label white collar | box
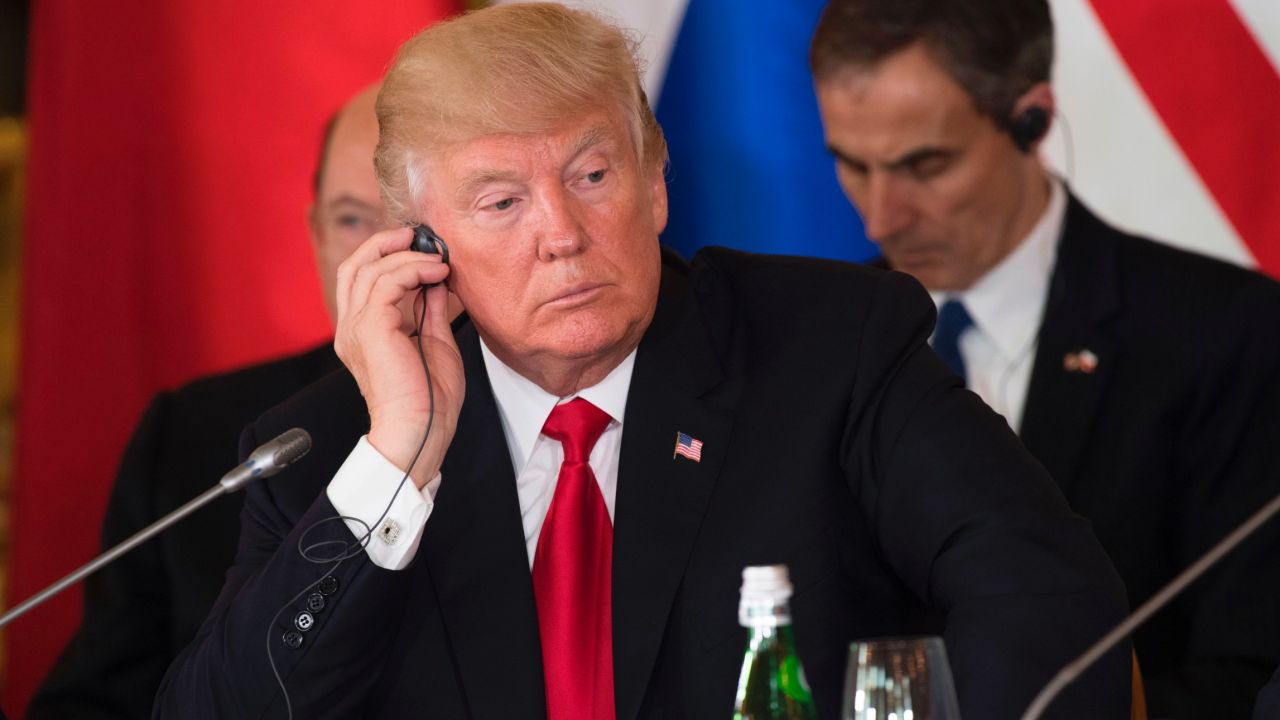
[479,339,636,476]
[930,177,1066,360]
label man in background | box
[810,1,1280,717]
[28,84,387,719]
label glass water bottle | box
[732,565,818,720]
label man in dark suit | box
[156,5,1131,718]
[810,2,1280,717]
[26,85,384,719]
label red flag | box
[9,1,459,713]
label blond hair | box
[374,3,668,224]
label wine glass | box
[842,636,961,720]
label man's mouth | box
[545,282,606,307]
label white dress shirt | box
[326,340,635,570]
[928,178,1066,433]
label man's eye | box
[838,158,868,178]
[493,198,516,210]
[585,169,607,183]
[337,214,370,229]
[908,155,951,180]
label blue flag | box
[654,0,875,262]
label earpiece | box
[410,224,449,264]
[1009,106,1050,153]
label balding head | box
[309,83,386,324]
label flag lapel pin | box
[673,432,704,462]
[1063,349,1099,374]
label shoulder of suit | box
[129,343,343,445]
[1113,229,1277,298]
[687,245,896,298]
[164,342,339,409]
[684,246,933,351]
[1126,236,1280,330]
[253,361,363,428]
[1065,194,1280,315]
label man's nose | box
[536,187,588,261]
[860,173,914,242]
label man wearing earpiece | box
[810,2,1280,717]
[156,5,1134,719]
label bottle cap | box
[740,565,793,603]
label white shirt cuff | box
[325,436,441,570]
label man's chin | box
[541,327,631,362]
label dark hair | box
[809,0,1053,122]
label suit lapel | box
[416,262,737,720]
[612,266,737,720]
[1020,194,1121,493]
[421,323,547,719]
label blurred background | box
[0,0,31,700]
[0,0,1275,715]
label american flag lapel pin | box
[673,432,704,462]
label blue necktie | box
[933,299,973,385]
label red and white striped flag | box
[1045,0,1280,277]
[674,432,704,462]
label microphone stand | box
[0,427,311,629]
[1022,490,1280,720]
[1,483,236,628]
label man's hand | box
[334,227,464,489]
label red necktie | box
[532,398,616,720]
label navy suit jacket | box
[157,248,1130,719]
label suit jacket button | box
[318,575,339,595]
[306,592,326,613]
[282,631,304,649]
[295,612,316,632]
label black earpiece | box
[1009,106,1050,153]
[410,224,449,264]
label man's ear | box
[1008,82,1056,153]
[648,162,669,235]
[1014,82,1055,118]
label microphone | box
[0,428,312,629]
[220,427,313,491]
[1021,490,1280,719]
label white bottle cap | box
[740,564,793,604]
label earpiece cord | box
[1055,108,1076,184]
[267,284,435,719]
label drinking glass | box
[842,636,961,720]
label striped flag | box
[1044,0,1278,277]
[674,432,704,462]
